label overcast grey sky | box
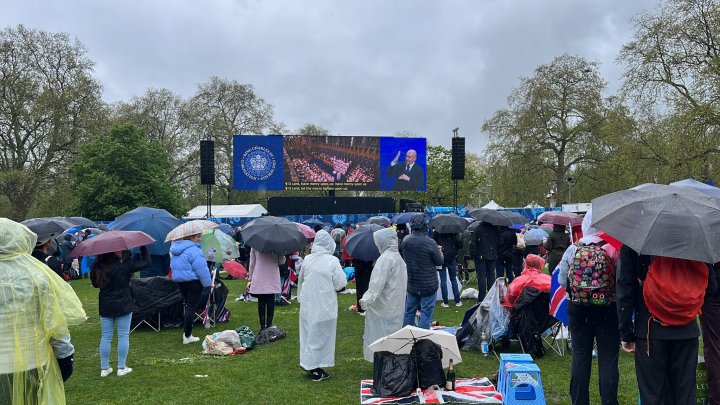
[2,0,659,155]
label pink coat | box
[248,248,285,294]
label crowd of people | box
[3,207,719,403]
[284,136,377,184]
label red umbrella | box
[537,211,582,227]
[222,260,248,279]
[69,230,155,257]
[294,222,316,239]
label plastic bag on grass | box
[372,351,417,397]
[235,325,256,350]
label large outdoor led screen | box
[233,135,427,192]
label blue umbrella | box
[525,228,548,241]
[344,224,384,261]
[302,218,325,227]
[110,207,182,255]
[392,212,423,224]
[216,223,235,236]
[669,178,720,199]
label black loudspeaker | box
[452,137,465,180]
[200,140,215,185]
[399,198,424,213]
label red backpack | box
[643,256,708,326]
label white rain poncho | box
[359,228,408,362]
[297,230,347,370]
[0,218,86,404]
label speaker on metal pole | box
[200,140,215,185]
[451,137,465,180]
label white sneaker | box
[100,367,113,378]
[440,303,450,308]
[183,334,200,344]
[455,301,463,307]
[117,367,133,376]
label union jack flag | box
[360,378,502,404]
[549,268,569,326]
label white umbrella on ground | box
[368,325,462,368]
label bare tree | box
[0,25,105,220]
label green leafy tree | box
[483,54,626,204]
[619,0,720,183]
[0,25,107,220]
[69,124,182,220]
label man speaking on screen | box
[386,149,424,191]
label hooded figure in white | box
[359,227,408,362]
[297,230,347,371]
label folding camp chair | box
[194,270,217,329]
[542,322,569,357]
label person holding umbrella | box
[432,229,463,307]
[91,244,151,377]
[248,248,286,331]
[557,210,620,405]
[359,227,407,362]
[169,233,212,344]
[543,224,569,273]
[297,230,347,381]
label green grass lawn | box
[64,278,640,404]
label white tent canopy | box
[482,200,503,209]
[184,204,267,219]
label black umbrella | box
[65,216,97,228]
[468,208,513,227]
[367,216,391,227]
[591,184,720,263]
[501,211,528,226]
[429,213,468,234]
[392,212,424,224]
[21,217,75,238]
[344,224,384,261]
[242,216,307,255]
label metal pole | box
[452,127,459,213]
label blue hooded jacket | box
[169,240,211,287]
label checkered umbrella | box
[164,220,218,242]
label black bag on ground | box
[256,326,286,344]
[372,351,417,397]
[411,339,446,389]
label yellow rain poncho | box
[0,218,86,404]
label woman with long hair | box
[169,233,212,344]
[90,246,150,377]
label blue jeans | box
[100,313,132,369]
[438,259,461,304]
[474,258,496,302]
[495,256,514,283]
[403,292,436,329]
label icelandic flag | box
[550,267,569,326]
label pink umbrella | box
[294,222,316,239]
[222,260,248,279]
[537,211,582,227]
[69,230,155,257]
